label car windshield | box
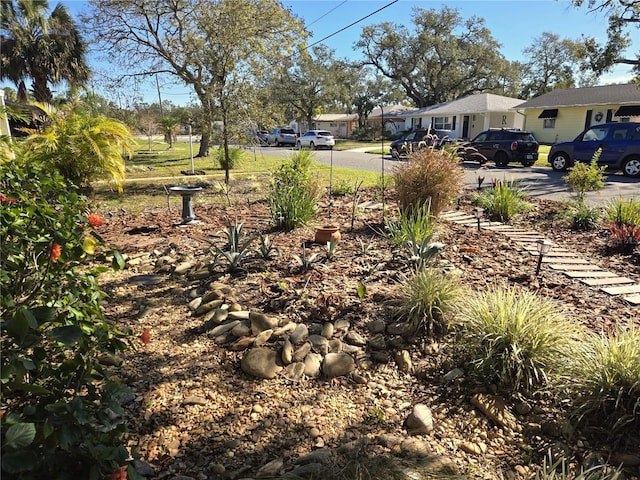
[513,133,536,142]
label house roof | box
[314,113,357,122]
[516,84,640,109]
[367,104,415,119]
[399,93,525,117]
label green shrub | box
[331,178,355,196]
[397,268,463,335]
[563,154,606,206]
[214,145,245,170]
[560,328,640,439]
[384,201,435,247]
[0,162,132,478]
[394,147,464,216]
[534,451,623,479]
[267,150,321,230]
[473,178,534,222]
[563,201,602,231]
[457,285,582,391]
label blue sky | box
[2,0,636,106]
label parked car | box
[268,127,297,147]
[296,130,335,150]
[254,130,269,145]
[389,129,455,158]
[460,128,539,167]
[548,122,640,177]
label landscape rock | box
[240,348,282,379]
[405,404,434,435]
[322,352,355,378]
[303,353,322,378]
[471,394,520,432]
[250,311,278,334]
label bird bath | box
[169,186,203,225]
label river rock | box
[293,342,312,362]
[283,362,305,382]
[471,394,520,432]
[405,404,433,435]
[281,338,294,364]
[394,350,412,372]
[345,331,366,346]
[256,458,283,477]
[290,323,309,345]
[250,312,278,334]
[240,348,282,379]
[304,353,322,378]
[321,322,334,338]
[322,352,355,378]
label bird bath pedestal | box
[169,186,203,225]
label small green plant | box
[397,267,463,335]
[291,246,327,272]
[564,201,602,231]
[457,285,583,391]
[394,146,464,215]
[359,237,375,255]
[559,327,640,440]
[325,237,339,260]
[473,178,533,222]
[257,233,279,259]
[383,201,435,247]
[267,150,321,230]
[563,152,606,207]
[211,218,255,272]
[401,236,445,269]
[363,407,386,425]
[214,145,245,170]
[534,450,623,479]
[332,178,355,196]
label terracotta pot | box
[315,225,341,243]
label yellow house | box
[312,113,358,138]
[516,84,640,144]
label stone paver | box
[580,277,636,286]
[439,210,640,305]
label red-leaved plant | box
[608,221,640,247]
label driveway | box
[253,146,639,206]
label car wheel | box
[310,141,316,150]
[622,156,640,177]
[495,151,508,167]
[296,141,301,149]
[550,152,571,171]
[391,148,400,160]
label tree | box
[0,0,90,103]
[572,0,638,77]
[87,0,307,183]
[520,32,598,98]
[273,45,356,131]
[355,6,520,107]
[159,116,180,149]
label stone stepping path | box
[440,210,640,306]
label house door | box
[462,116,470,139]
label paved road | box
[252,145,639,206]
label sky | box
[2,0,637,106]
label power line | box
[301,0,399,53]
[305,0,349,28]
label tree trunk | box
[196,133,210,157]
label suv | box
[548,122,640,177]
[389,129,454,158]
[463,129,539,167]
[268,127,297,147]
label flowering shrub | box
[1,162,135,479]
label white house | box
[399,93,526,140]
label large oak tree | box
[86,0,307,181]
[355,6,520,107]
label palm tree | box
[159,116,180,149]
[0,0,89,103]
[19,102,134,192]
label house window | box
[543,118,556,129]
[433,117,452,129]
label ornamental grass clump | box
[457,285,582,392]
[473,178,534,222]
[267,150,321,230]
[559,327,640,440]
[397,268,463,335]
[394,147,464,216]
[384,201,435,247]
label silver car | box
[296,130,335,150]
[268,127,297,147]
